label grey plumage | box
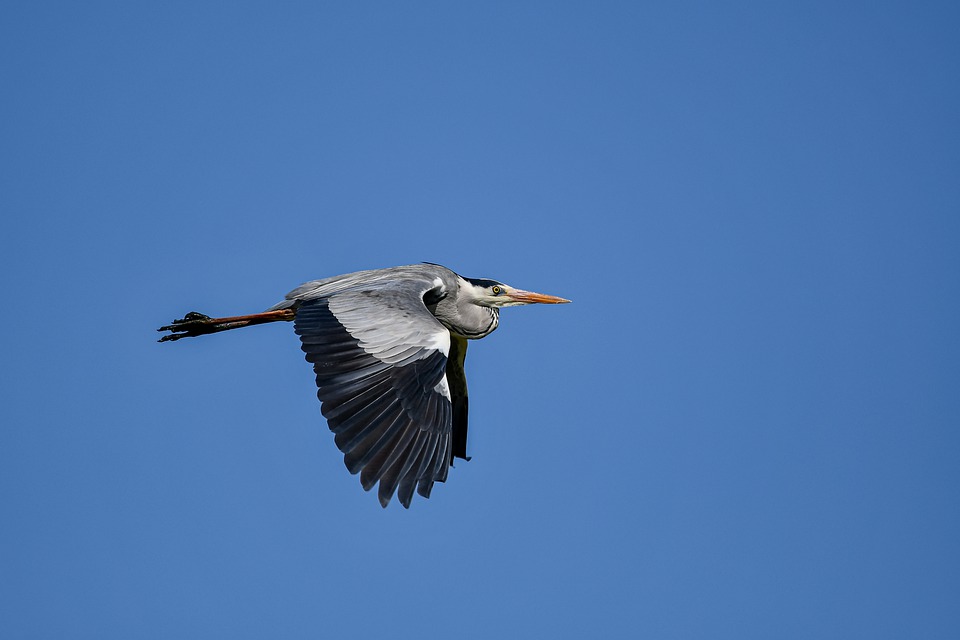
[158,263,569,508]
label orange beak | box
[507,289,571,304]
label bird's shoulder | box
[278,264,459,306]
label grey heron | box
[158,263,569,508]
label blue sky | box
[2,2,958,638]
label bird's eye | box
[491,286,502,295]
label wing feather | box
[342,407,406,475]
[332,391,398,445]
[360,420,413,491]
[376,428,424,507]
[448,336,471,461]
[397,433,436,507]
[293,283,458,508]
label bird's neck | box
[437,281,500,339]
[451,304,499,339]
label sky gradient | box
[2,2,959,638]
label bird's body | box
[270,263,500,339]
[159,264,569,507]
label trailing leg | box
[157,309,295,342]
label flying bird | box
[158,263,569,507]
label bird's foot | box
[157,312,215,342]
[157,308,294,342]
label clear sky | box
[1,2,958,638]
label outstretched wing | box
[293,283,456,508]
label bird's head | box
[461,276,571,308]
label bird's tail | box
[157,309,295,342]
